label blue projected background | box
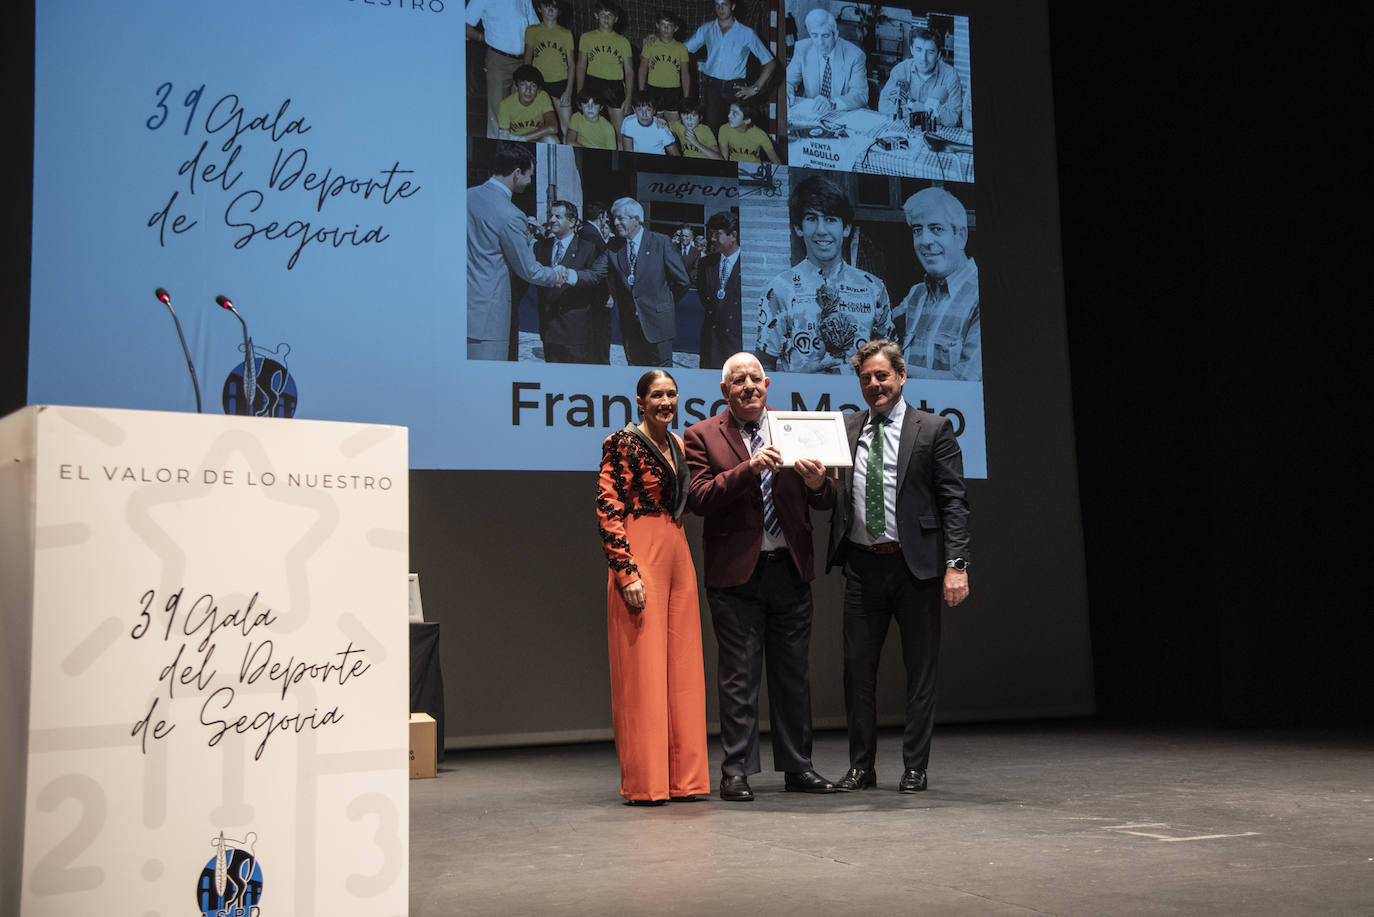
[28,0,987,476]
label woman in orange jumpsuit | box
[596,370,710,804]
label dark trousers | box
[620,313,673,367]
[842,549,942,771]
[541,305,598,363]
[706,552,816,776]
[591,303,612,364]
[701,75,750,132]
[699,315,741,370]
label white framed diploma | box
[765,411,853,467]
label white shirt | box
[464,0,537,55]
[848,397,905,545]
[716,248,740,290]
[621,117,677,156]
[546,230,580,285]
[624,226,645,259]
[685,20,773,80]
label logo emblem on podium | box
[196,830,264,916]
[222,342,298,418]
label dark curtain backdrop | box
[5,3,1370,726]
[1049,5,1372,724]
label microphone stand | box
[155,289,202,413]
[216,296,256,415]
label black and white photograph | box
[466,138,745,366]
[737,165,979,378]
[783,3,973,181]
[464,0,787,164]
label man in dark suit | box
[605,197,690,366]
[584,201,615,363]
[533,199,609,363]
[677,224,702,280]
[696,210,742,370]
[684,352,838,800]
[826,339,970,793]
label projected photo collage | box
[463,0,978,381]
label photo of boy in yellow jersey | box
[637,10,689,121]
[576,0,633,135]
[567,91,618,150]
[669,99,722,160]
[498,65,560,143]
[523,0,574,136]
[720,102,780,164]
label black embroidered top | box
[596,425,689,587]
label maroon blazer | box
[683,409,837,589]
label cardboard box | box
[409,713,437,779]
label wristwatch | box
[945,558,968,572]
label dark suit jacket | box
[681,242,702,279]
[696,252,743,369]
[534,229,608,360]
[606,230,690,344]
[685,409,837,589]
[827,400,970,581]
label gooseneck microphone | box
[153,287,202,413]
[215,294,257,415]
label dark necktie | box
[744,421,781,536]
[865,414,887,540]
[628,239,639,277]
[553,238,566,265]
[821,56,833,100]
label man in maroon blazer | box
[683,352,839,800]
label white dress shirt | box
[848,397,905,545]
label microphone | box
[153,287,202,413]
[215,294,257,415]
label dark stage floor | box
[410,722,1374,915]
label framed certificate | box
[765,411,853,467]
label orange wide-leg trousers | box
[607,514,711,801]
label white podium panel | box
[0,406,409,917]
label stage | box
[410,721,1373,914]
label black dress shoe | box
[719,775,754,801]
[835,767,877,791]
[625,798,668,806]
[898,769,928,793]
[784,769,837,793]
[670,794,699,802]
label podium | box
[0,406,409,916]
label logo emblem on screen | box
[196,830,264,916]
[223,342,298,418]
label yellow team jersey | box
[643,38,688,88]
[524,24,573,82]
[498,91,554,137]
[670,121,718,158]
[569,112,617,149]
[720,124,776,162]
[580,30,631,81]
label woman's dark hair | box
[636,369,677,400]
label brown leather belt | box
[853,541,902,555]
[488,47,522,59]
